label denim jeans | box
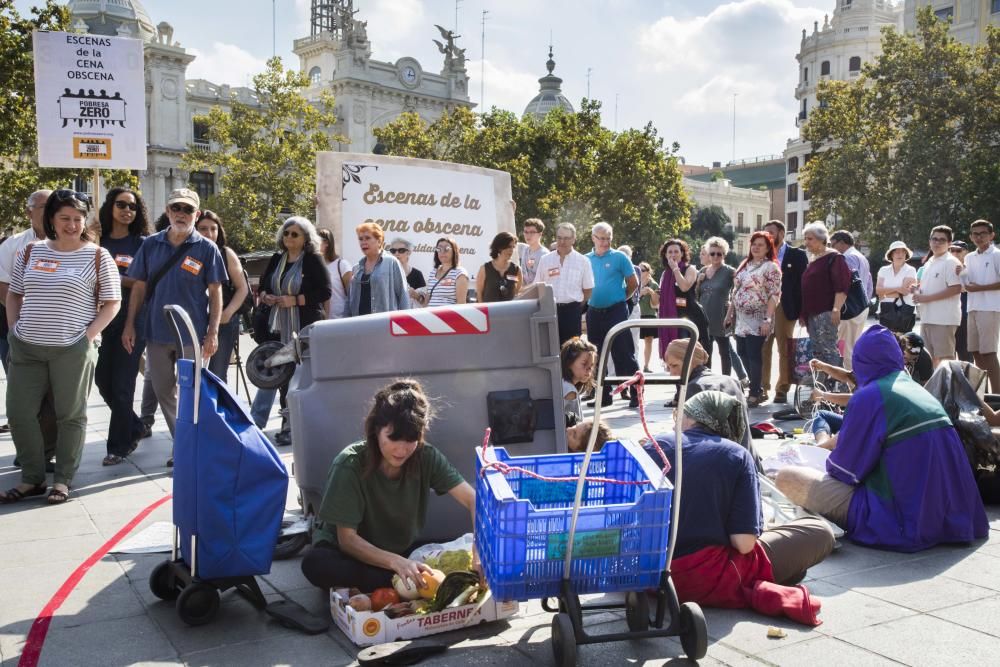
[810,409,844,436]
[736,334,765,397]
[208,317,240,382]
[586,301,639,400]
[94,323,146,456]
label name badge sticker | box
[548,267,561,277]
[32,260,60,273]
[181,256,203,275]
[506,274,519,281]
[115,254,133,269]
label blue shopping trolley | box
[148,306,289,626]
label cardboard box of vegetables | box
[330,548,518,646]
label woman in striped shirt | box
[416,237,469,307]
[2,190,121,504]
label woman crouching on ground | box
[302,379,479,592]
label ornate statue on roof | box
[433,24,464,72]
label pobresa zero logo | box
[72,137,111,160]
[390,305,490,336]
[58,88,127,129]
[362,618,381,637]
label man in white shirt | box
[517,218,549,284]
[0,189,55,459]
[830,230,873,370]
[913,225,963,366]
[960,219,1000,391]
[533,222,594,345]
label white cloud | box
[468,59,539,114]
[187,42,269,87]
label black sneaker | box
[140,423,153,439]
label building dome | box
[67,0,157,42]
[522,48,574,121]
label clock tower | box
[293,0,473,152]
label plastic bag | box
[409,533,474,564]
[924,361,1000,471]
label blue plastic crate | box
[475,439,672,602]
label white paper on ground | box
[108,521,174,554]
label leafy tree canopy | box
[181,57,342,251]
[373,100,692,263]
[0,1,138,231]
[802,8,1000,248]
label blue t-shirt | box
[646,428,762,558]
[102,234,146,331]
[586,248,635,308]
[127,229,226,344]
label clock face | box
[403,66,416,83]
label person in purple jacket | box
[775,325,988,552]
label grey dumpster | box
[287,283,566,542]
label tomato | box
[370,587,401,612]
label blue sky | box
[20,0,838,165]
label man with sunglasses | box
[122,188,225,463]
[913,225,963,367]
[0,190,57,462]
[959,219,1000,391]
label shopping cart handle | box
[162,305,204,424]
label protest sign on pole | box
[316,152,515,280]
[33,30,147,170]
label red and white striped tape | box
[390,305,490,336]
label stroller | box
[148,306,289,626]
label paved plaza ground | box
[2,332,1000,666]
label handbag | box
[222,268,254,317]
[827,255,868,320]
[786,326,814,386]
[878,297,916,333]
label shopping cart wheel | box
[273,532,309,560]
[679,602,708,660]
[625,591,650,632]
[176,582,220,626]
[149,561,180,601]
[550,612,577,667]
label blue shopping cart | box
[148,306,289,626]
[476,318,709,664]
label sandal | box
[102,454,126,466]
[0,484,47,504]
[46,487,70,504]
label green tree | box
[801,8,1000,248]
[0,1,138,229]
[180,57,341,251]
[373,100,692,258]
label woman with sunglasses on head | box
[696,237,745,383]
[256,217,331,444]
[93,188,152,466]
[345,222,410,316]
[414,237,468,307]
[317,228,353,320]
[196,211,250,380]
[2,190,121,504]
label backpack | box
[827,254,868,320]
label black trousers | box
[585,301,639,399]
[94,323,146,456]
[556,301,583,346]
[301,542,396,592]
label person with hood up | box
[775,325,988,552]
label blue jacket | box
[827,326,988,552]
[344,252,410,317]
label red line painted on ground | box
[18,493,173,667]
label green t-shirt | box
[312,441,465,554]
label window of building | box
[841,0,852,8]
[820,60,831,76]
[849,56,861,72]
[189,171,215,200]
[788,157,799,174]
[804,187,811,201]
[799,99,807,121]
[308,66,322,86]
[193,119,210,147]
[787,211,798,230]
[803,67,809,83]
[737,212,744,228]
[993,0,1000,14]
[934,6,954,22]
[787,183,798,202]
[756,214,763,230]
[72,175,92,197]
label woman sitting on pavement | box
[2,190,121,504]
[646,390,834,625]
[561,337,596,423]
[566,418,613,453]
[301,379,478,592]
[776,326,988,552]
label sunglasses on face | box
[930,237,949,243]
[52,189,91,207]
[283,229,301,238]
[641,268,650,273]
[170,203,195,214]
[388,248,409,255]
[436,246,451,253]
[709,251,724,257]
[114,200,138,211]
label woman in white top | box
[876,241,918,332]
[318,228,353,319]
[416,237,469,307]
[2,190,121,504]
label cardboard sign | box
[317,153,515,280]
[33,31,147,169]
